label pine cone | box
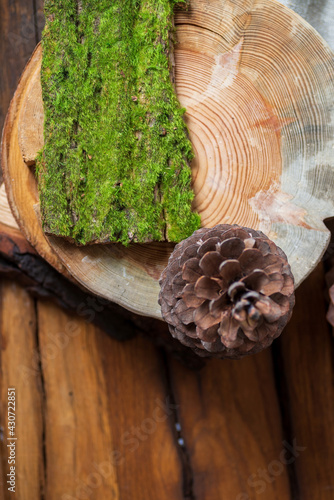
[159,224,295,359]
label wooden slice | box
[2,0,334,319]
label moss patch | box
[37,0,201,245]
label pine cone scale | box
[281,275,295,296]
[172,272,187,298]
[182,258,202,282]
[239,248,265,274]
[174,300,195,325]
[180,244,200,265]
[220,237,245,259]
[194,301,222,329]
[218,314,241,347]
[199,251,225,277]
[241,269,270,291]
[261,272,284,295]
[182,283,205,308]
[197,237,222,257]
[256,296,282,323]
[209,294,229,318]
[194,276,222,300]
[219,259,242,284]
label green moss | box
[37,0,201,245]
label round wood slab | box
[2,0,334,319]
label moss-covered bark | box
[37,0,200,245]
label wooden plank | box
[0,279,45,499]
[37,299,184,499]
[37,300,119,499]
[0,455,5,500]
[99,333,185,500]
[169,350,292,500]
[277,264,334,500]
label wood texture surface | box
[277,265,334,500]
[169,350,292,499]
[3,0,334,320]
[1,1,334,499]
[1,265,333,499]
[280,0,334,49]
[0,0,44,186]
[0,281,45,499]
[37,301,121,499]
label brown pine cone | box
[158,224,295,359]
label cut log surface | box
[2,0,334,319]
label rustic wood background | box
[0,1,334,499]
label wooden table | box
[0,1,333,499]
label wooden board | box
[1,266,334,499]
[3,0,334,319]
[36,301,185,500]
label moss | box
[37,0,201,245]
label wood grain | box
[37,299,184,500]
[17,61,43,167]
[0,280,45,499]
[279,0,334,49]
[276,264,334,499]
[169,350,292,500]
[98,333,185,500]
[37,300,120,499]
[3,0,334,319]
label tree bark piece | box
[37,0,199,245]
[3,0,334,319]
